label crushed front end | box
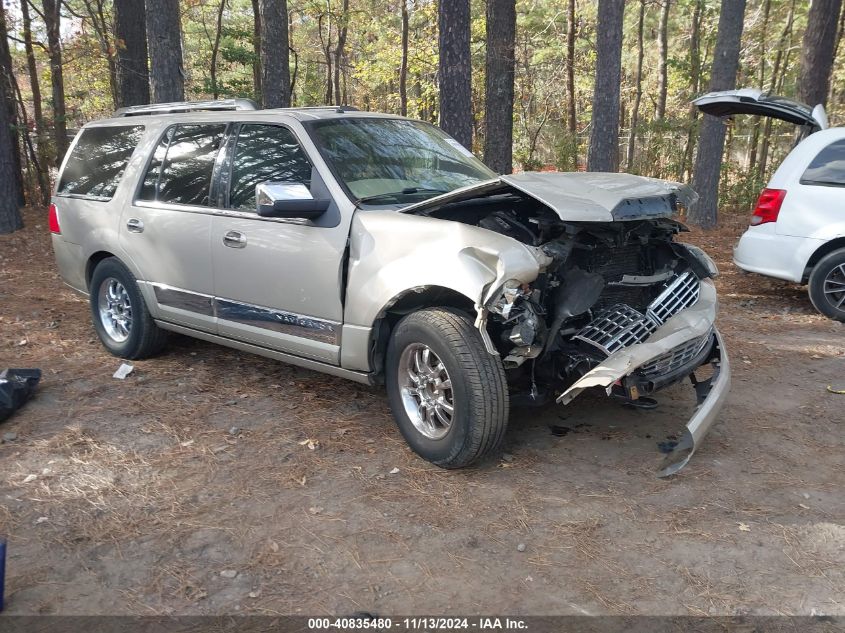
[405,173,731,475]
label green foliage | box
[5,0,845,213]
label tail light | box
[750,188,786,226]
[48,203,61,234]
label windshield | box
[307,118,496,205]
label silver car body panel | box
[342,210,547,360]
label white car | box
[695,89,845,322]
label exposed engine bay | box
[410,187,720,408]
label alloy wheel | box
[823,263,845,312]
[398,343,455,440]
[97,277,133,343]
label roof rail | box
[281,105,360,113]
[114,99,259,117]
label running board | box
[155,320,375,386]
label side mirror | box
[256,182,331,219]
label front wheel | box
[385,308,509,468]
[808,248,845,322]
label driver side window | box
[228,124,312,211]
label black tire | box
[808,248,845,322]
[89,257,168,359]
[385,308,509,468]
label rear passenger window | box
[228,124,312,211]
[58,125,144,200]
[801,139,845,187]
[138,124,226,206]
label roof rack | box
[114,99,259,117]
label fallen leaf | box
[298,439,319,450]
[22,474,37,484]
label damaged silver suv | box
[50,100,730,476]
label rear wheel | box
[90,258,168,358]
[385,308,509,468]
[808,249,845,322]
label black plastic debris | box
[0,369,42,423]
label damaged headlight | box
[487,279,525,319]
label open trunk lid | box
[399,172,697,223]
[694,88,829,131]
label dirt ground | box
[0,207,843,616]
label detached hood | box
[400,171,698,222]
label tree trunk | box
[210,0,227,100]
[747,0,771,174]
[261,0,290,108]
[319,12,333,105]
[260,0,291,108]
[0,59,22,233]
[565,0,576,135]
[829,2,845,106]
[146,0,185,103]
[251,0,262,101]
[114,0,151,108]
[333,0,349,106]
[399,0,409,116]
[759,0,794,180]
[483,0,516,174]
[797,0,843,108]
[587,0,624,172]
[21,0,50,202]
[679,0,703,180]
[688,0,746,228]
[626,0,645,170]
[0,4,24,205]
[655,0,671,120]
[41,0,69,164]
[438,0,472,149]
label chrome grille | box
[647,271,700,326]
[638,331,713,379]
[573,304,658,355]
[574,272,702,356]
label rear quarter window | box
[800,138,845,188]
[58,125,145,200]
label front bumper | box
[556,280,730,476]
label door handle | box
[223,230,247,248]
[126,218,144,233]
